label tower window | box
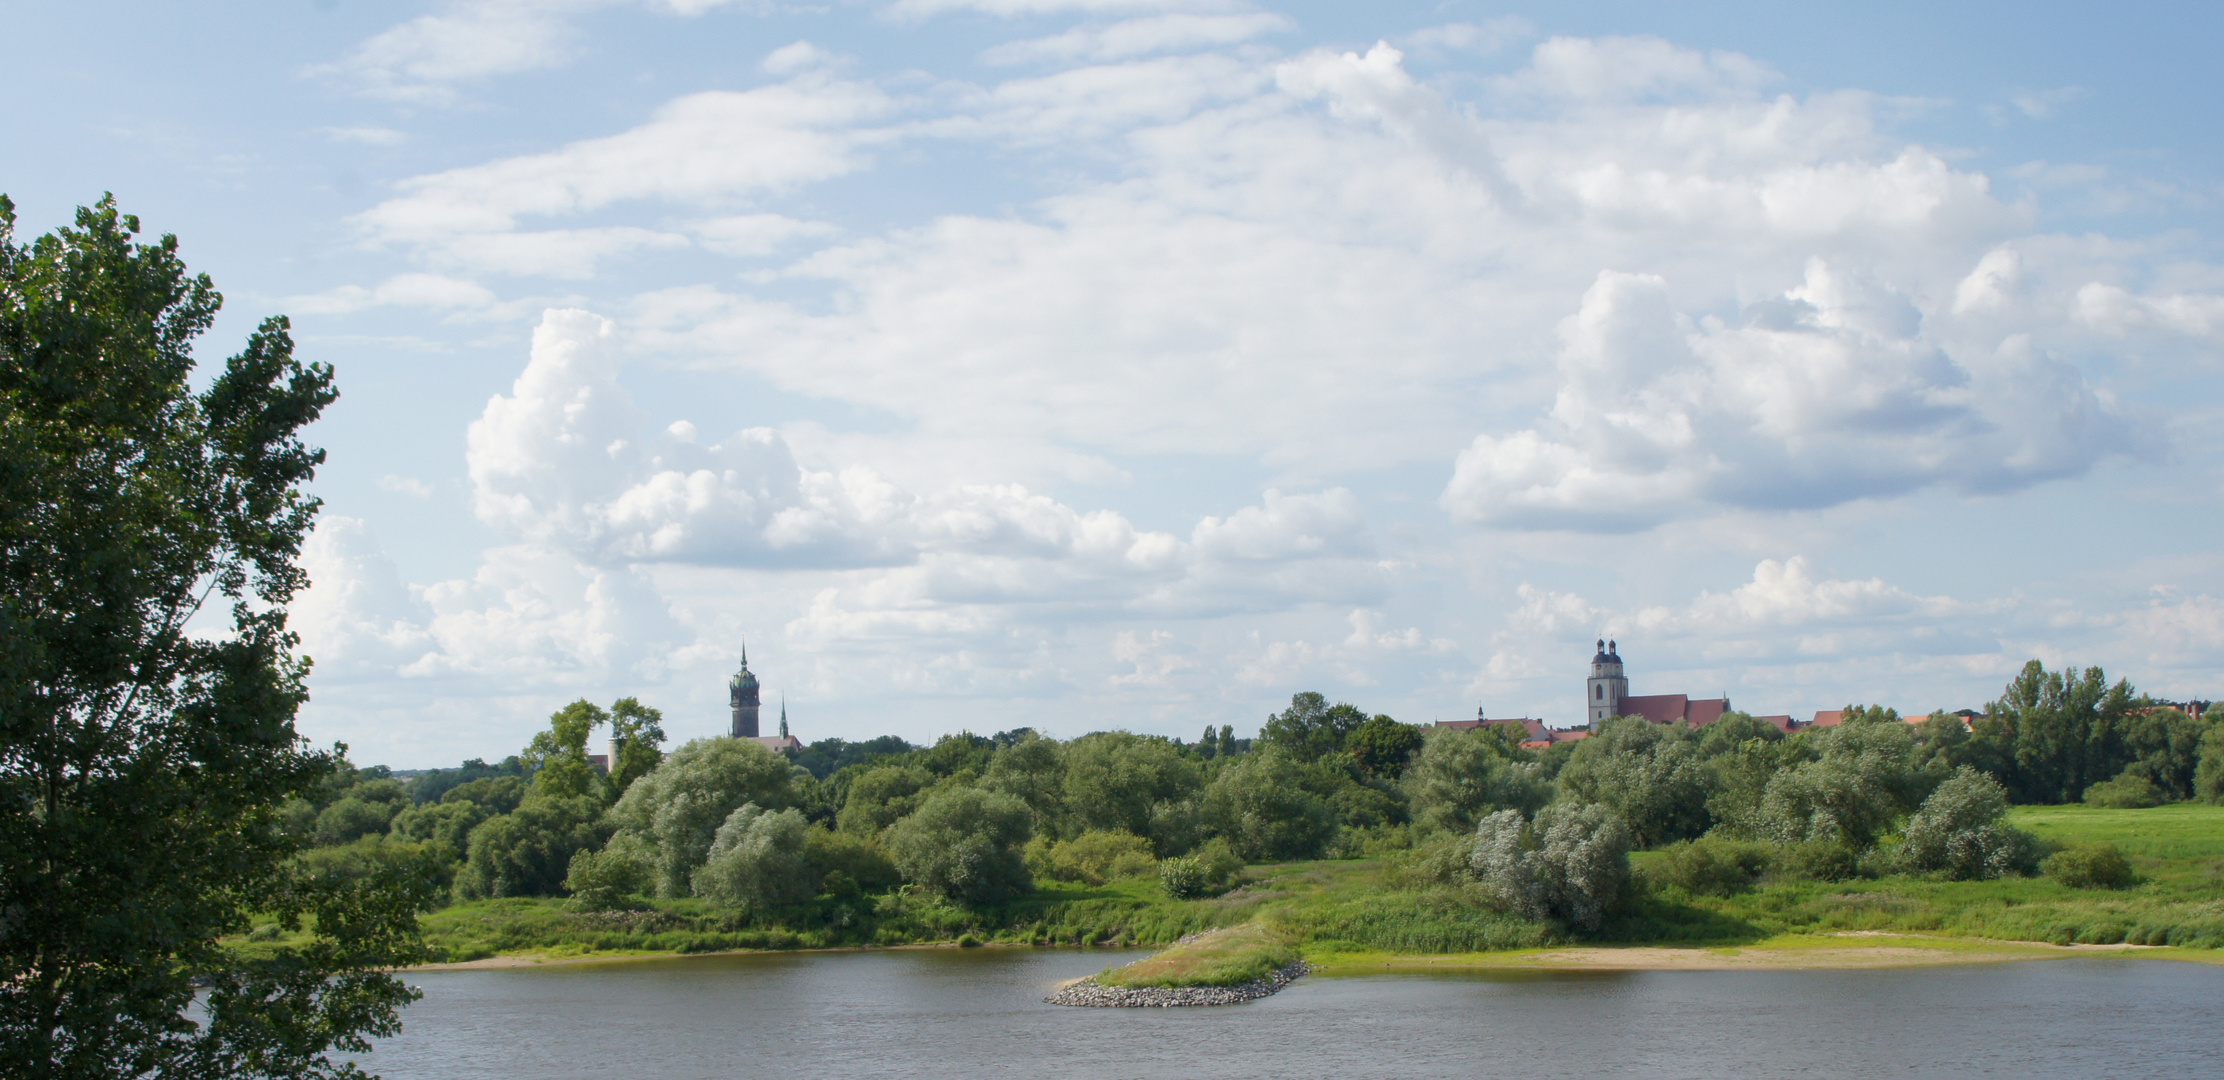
[1594,685,1602,700]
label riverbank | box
[249,804,2224,978]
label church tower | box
[730,647,761,739]
[1586,639,1627,726]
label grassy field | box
[237,803,2224,978]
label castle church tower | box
[730,648,761,739]
[1586,639,1627,725]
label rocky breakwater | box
[1044,960,1309,1008]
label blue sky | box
[9,1,2220,766]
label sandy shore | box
[1307,933,2202,974]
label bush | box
[691,804,815,914]
[883,786,1033,905]
[1469,803,1632,931]
[389,799,492,862]
[2082,768,2166,809]
[1554,718,1712,847]
[1643,836,1774,896]
[1158,857,1206,899]
[1753,722,1926,849]
[803,827,901,894]
[1779,839,1861,882]
[1899,766,2041,880]
[1027,830,1157,885]
[563,848,649,912]
[2043,843,2136,889]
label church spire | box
[779,695,789,739]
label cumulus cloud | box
[286,273,499,315]
[1442,263,2148,530]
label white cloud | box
[286,272,500,315]
[354,78,891,254]
[981,13,1290,64]
[378,475,437,498]
[1441,263,2148,531]
[2075,282,2224,340]
[886,0,1242,20]
[319,126,408,146]
[318,0,770,103]
[1494,35,1776,102]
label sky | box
[7,0,2221,767]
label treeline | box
[292,661,2224,937]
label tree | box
[604,697,667,799]
[835,764,933,836]
[1554,718,1711,846]
[690,804,815,914]
[1898,767,2039,880]
[883,787,1034,905]
[1468,804,1633,931]
[1402,726,1548,833]
[603,737,805,897]
[1198,749,1338,861]
[1259,692,1369,762]
[1346,715,1425,778]
[0,196,428,1078]
[1987,660,2140,803]
[1752,722,1927,848]
[1059,731,1202,846]
[453,795,606,899]
[523,699,608,802]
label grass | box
[1092,922,1298,988]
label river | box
[358,949,2224,1079]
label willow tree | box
[0,196,430,1079]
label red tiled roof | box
[1755,714,1795,732]
[1810,710,1844,727]
[1622,694,1732,727]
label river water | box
[359,949,2224,1079]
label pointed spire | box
[740,638,748,668]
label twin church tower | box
[729,647,801,752]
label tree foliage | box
[0,196,439,1079]
[604,737,805,897]
[882,786,1033,905]
[1468,804,1633,931]
[690,804,815,914]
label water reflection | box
[360,949,2224,1079]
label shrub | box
[1159,857,1206,899]
[2043,843,2136,889]
[1754,722,1926,848]
[2082,768,2166,809]
[1028,830,1157,885]
[803,827,901,894]
[443,775,527,814]
[1899,766,2041,880]
[1469,803,1632,931]
[389,799,492,862]
[563,848,649,912]
[1779,840,1861,882]
[1643,836,1774,896]
[883,786,1033,905]
[691,804,816,914]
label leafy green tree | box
[1060,731,1202,846]
[2196,722,2224,804]
[691,804,815,914]
[441,775,527,814]
[604,737,805,897]
[313,794,404,847]
[883,787,1034,905]
[0,196,428,1079]
[1898,767,2040,879]
[524,699,609,801]
[1468,804,1633,931]
[454,795,607,899]
[1554,718,1711,846]
[835,763,934,836]
[1987,660,2140,803]
[801,828,901,893]
[982,732,1067,832]
[914,731,995,778]
[1753,722,1928,848]
[604,697,667,799]
[562,848,650,912]
[389,799,493,863]
[2112,706,2210,800]
[1259,692,1369,762]
[1347,715,1426,778]
[1402,726,1548,833]
[1198,749,1338,861]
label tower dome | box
[729,647,762,738]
